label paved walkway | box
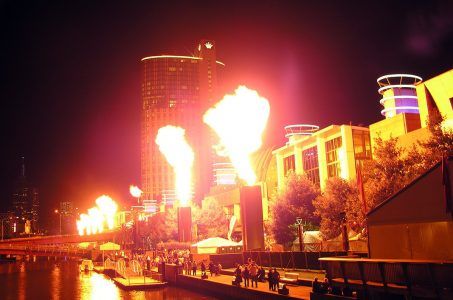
[182,271,312,299]
[221,267,325,282]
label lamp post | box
[1,218,6,241]
[54,209,62,235]
[340,212,349,253]
[296,217,304,252]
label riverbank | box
[0,260,218,299]
[175,271,311,299]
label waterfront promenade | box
[178,271,312,299]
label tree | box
[361,126,450,211]
[421,109,453,161]
[362,136,412,209]
[142,207,178,247]
[269,171,320,246]
[192,198,228,240]
[313,177,359,240]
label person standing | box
[209,261,214,277]
[249,263,258,288]
[258,266,266,282]
[268,268,274,291]
[146,256,151,271]
[234,264,242,286]
[201,261,206,278]
[192,260,197,276]
[273,268,280,291]
[242,264,250,287]
[186,259,191,275]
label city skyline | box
[1,1,453,226]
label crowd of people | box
[312,277,353,297]
[180,258,223,279]
[122,250,294,295]
[232,258,272,290]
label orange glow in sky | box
[155,125,194,207]
[203,85,270,186]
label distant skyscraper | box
[60,201,75,234]
[141,40,225,204]
[11,157,39,234]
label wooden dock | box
[93,265,167,290]
[112,276,167,290]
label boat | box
[79,259,94,272]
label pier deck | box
[179,271,312,299]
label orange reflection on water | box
[51,264,61,300]
[18,262,26,300]
[80,272,119,300]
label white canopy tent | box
[100,242,120,251]
[292,231,323,252]
[100,242,121,267]
[191,237,242,254]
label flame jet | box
[129,185,143,198]
[77,213,90,235]
[95,195,118,230]
[203,86,270,186]
[76,195,118,236]
[155,125,194,207]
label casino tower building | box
[141,40,225,206]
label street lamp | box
[339,212,349,252]
[1,217,8,241]
[296,217,304,252]
[54,209,62,235]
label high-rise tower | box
[141,40,225,205]
[11,157,39,234]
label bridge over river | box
[0,231,117,258]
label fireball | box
[203,86,270,185]
[155,125,194,207]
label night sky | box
[1,1,452,228]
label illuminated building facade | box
[371,70,453,150]
[59,201,76,234]
[141,40,225,205]
[416,69,453,130]
[274,70,453,192]
[273,124,371,191]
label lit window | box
[325,137,342,178]
[303,146,320,186]
[283,155,295,175]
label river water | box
[0,260,219,300]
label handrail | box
[319,257,453,298]
[319,257,452,264]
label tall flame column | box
[156,125,194,244]
[178,207,192,243]
[203,86,270,251]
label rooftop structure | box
[377,74,422,119]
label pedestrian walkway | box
[221,267,325,282]
[180,271,312,299]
